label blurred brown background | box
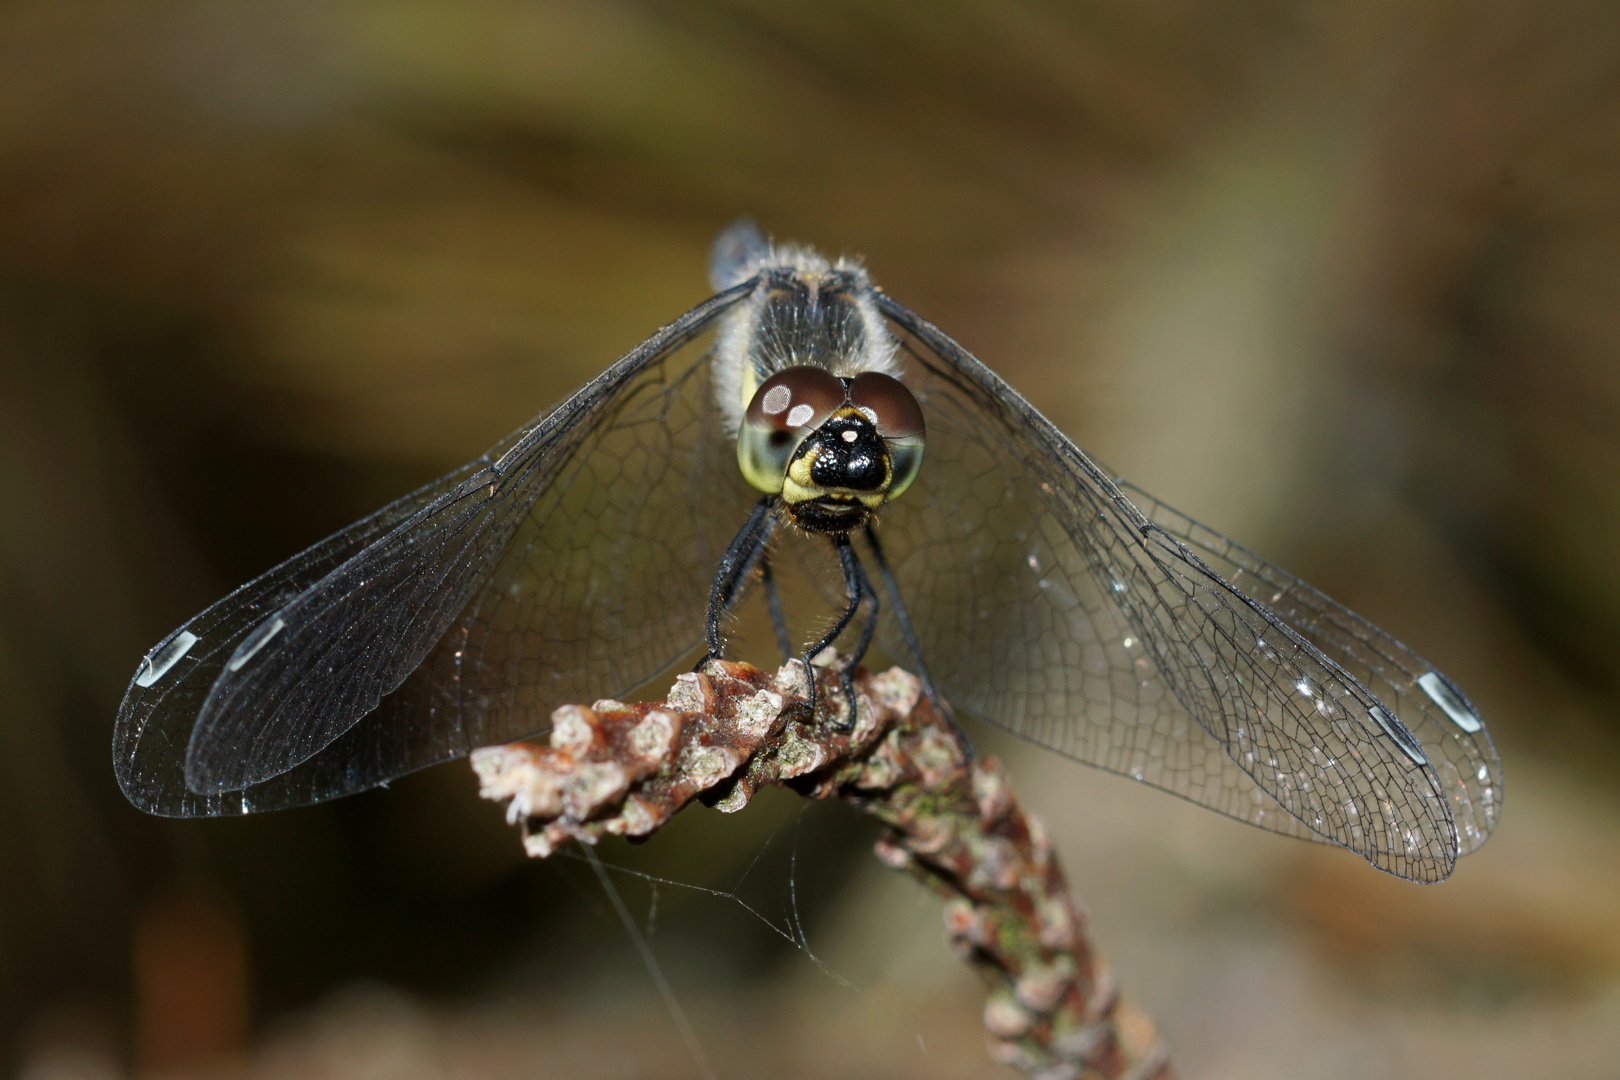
[3,2,1619,1078]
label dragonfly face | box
[736,365,926,532]
[113,219,1501,886]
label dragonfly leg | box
[698,496,777,668]
[833,551,881,727]
[862,524,965,743]
[801,534,865,723]
[759,552,794,663]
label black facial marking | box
[799,413,888,493]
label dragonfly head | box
[737,366,925,533]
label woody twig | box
[471,657,1171,1080]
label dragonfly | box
[114,220,1501,883]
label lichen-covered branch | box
[472,658,1172,1080]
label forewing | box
[117,287,750,816]
[876,294,1471,882]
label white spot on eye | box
[135,629,199,687]
[762,384,792,415]
[841,429,858,442]
[857,405,878,423]
[785,403,816,427]
[1418,671,1482,732]
[228,616,286,672]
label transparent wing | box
[115,287,754,816]
[1118,484,1501,855]
[876,294,1491,882]
[114,460,494,815]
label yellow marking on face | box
[783,450,824,504]
[780,441,893,511]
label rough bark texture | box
[472,658,1172,1080]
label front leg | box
[698,496,777,668]
[833,553,881,727]
[799,534,865,725]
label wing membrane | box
[114,458,496,815]
[875,294,1491,882]
[1120,484,1501,854]
[116,286,750,816]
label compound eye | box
[738,366,845,493]
[848,372,926,502]
[848,372,925,439]
[746,366,845,433]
